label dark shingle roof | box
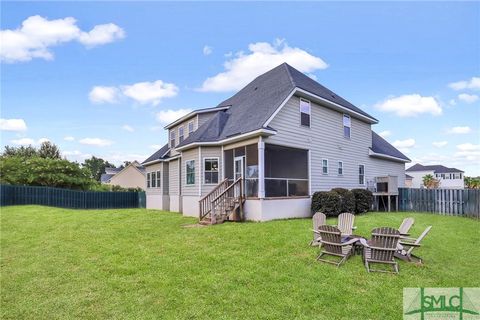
[406,163,464,173]
[405,174,413,179]
[178,63,376,148]
[142,143,170,164]
[100,173,114,183]
[371,131,410,161]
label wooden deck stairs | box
[199,178,245,225]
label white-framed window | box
[186,160,195,185]
[151,171,157,188]
[338,161,343,175]
[170,131,176,147]
[188,121,194,135]
[359,164,365,185]
[156,170,161,188]
[204,158,219,184]
[147,172,151,188]
[179,126,184,144]
[300,98,311,127]
[322,159,328,174]
[343,114,351,139]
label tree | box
[2,145,38,158]
[465,176,480,189]
[422,174,440,189]
[0,156,92,190]
[38,141,61,159]
[82,156,116,181]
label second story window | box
[188,121,194,135]
[343,114,351,139]
[179,126,184,144]
[170,131,176,147]
[300,98,311,127]
[322,159,328,174]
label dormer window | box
[343,114,351,139]
[179,126,184,143]
[188,121,194,135]
[300,98,311,127]
[170,131,176,147]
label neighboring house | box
[406,163,465,189]
[405,174,414,188]
[142,63,410,221]
[100,161,146,190]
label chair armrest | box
[359,238,369,247]
[400,233,410,236]
[341,238,358,246]
[312,229,321,234]
[399,241,421,247]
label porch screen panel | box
[245,144,258,197]
[265,144,308,197]
[224,149,234,180]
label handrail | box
[211,177,242,203]
[199,178,228,202]
[210,178,243,224]
[199,178,229,221]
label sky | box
[1,2,479,175]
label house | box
[405,163,465,189]
[100,161,146,190]
[405,174,414,188]
[142,63,410,221]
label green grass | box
[1,206,479,319]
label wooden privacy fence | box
[398,188,480,218]
[0,185,146,209]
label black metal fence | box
[0,185,146,209]
[399,188,480,219]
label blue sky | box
[1,2,479,175]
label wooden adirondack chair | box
[316,225,358,267]
[310,212,326,246]
[361,227,401,274]
[396,226,432,263]
[337,212,356,236]
[398,218,414,236]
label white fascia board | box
[163,106,230,129]
[368,149,411,163]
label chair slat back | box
[399,218,414,234]
[312,212,326,240]
[338,212,355,236]
[318,225,342,255]
[370,227,400,262]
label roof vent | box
[254,87,258,91]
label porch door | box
[234,156,245,196]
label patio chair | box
[395,226,432,263]
[310,212,326,246]
[316,225,358,267]
[360,227,401,274]
[337,212,356,236]
[398,217,414,236]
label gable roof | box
[142,143,170,165]
[370,131,410,162]
[406,163,464,173]
[177,63,377,148]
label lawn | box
[1,206,479,319]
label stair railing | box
[210,178,243,224]
[199,178,229,221]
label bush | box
[331,188,355,213]
[311,191,342,216]
[351,189,373,214]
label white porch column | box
[258,137,265,199]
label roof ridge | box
[282,63,296,88]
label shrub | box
[351,188,373,214]
[331,188,355,213]
[311,191,342,216]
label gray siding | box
[144,162,163,195]
[162,162,169,195]
[266,95,405,192]
[169,159,180,195]
[197,112,216,129]
[181,148,200,196]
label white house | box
[142,63,411,222]
[405,163,465,189]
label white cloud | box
[150,144,162,149]
[392,138,416,153]
[0,118,27,131]
[378,130,391,138]
[64,136,75,141]
[432,141,448,148]
[78,23,125,47]
[203,45,213,55]
[448,77,480,91]
[103,153,148,166]
[455,143,480,163]
[10,138,35,145]
[458,93,479,104]
[374,94,442,117]
[63,150,91,162]
[38,138,50,144]
[447,126,472,134]
[156,108,192,124]
[79,138,112,147]
[198,39,328,92]
[449,99,456,106]
[89,86,120,104]
[122,80,179,106]
[0,15,124,63]
[457,143,480,152]
[122,124,134,132]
